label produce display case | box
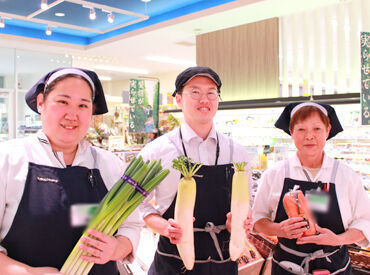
[348,245,370,272]
[237,239,265,275]
[248,233,278,259]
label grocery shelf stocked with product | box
[171,103,369,191]
[209,104,370,192]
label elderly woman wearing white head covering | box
[252,102,370,275]
[0,68,142,275]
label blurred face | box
[36,77,93,152]
[290,112,331,159]
[176,76,219,130]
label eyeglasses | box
[183,91,219,101]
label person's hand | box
[226,212,252,236]
[78,229,119,264]
[277,217,307,239]
[30,267,62,274]
[226,212,232,233]
[166,218,184,244]
[297,224,341,246]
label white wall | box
[102,70,182,105]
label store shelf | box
[212,105,370,189]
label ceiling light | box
[98,75,112,81]
[41,0,48,10]
[0,19,4,28]
[94,65,148,75]
[55,12,65,17]
[89,8,96,20]
[146,56,196,66]
[141,0,151,2]
[107,12,114,23]
[45,26,52,36]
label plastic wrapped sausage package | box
[283,185,317,236]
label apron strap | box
[285,160,290,178]
[193,222,226,261]
[156,222,230,264]
[228,138,234,163]
[167,129,185,156]
[287,159,339,185]
[156,249,231,264]
[330,160,339,184]
[278,242,345,274]
[90,146,98,169]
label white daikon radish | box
[172,156,202,270]
[229,162,250,261]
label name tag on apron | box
[70,203,99,227]
[306,190,330,213]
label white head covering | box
[290,102,328,118]
[45,68,96,99]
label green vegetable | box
[61,156,169,275]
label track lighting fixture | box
[45,26,52,35]
[41,0,48,10]
[0,18,4,28]
[89,8,96,20]
[107,12,114,23]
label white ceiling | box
[0,0,346,81]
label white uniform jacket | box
[0,130,142,262]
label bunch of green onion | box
[61,156,169,275]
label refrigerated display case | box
[0,91,9,141]
[0,47,72,140]
[171,103,370,191]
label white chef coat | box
[0,130,143,263]
[252,152,370,247]
[139,122,255,219]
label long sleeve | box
[0,145,8,254]
[252,161,285,226]
[344,166,370,247]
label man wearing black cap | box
[139,66,253,274]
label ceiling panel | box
[0,0,235,44]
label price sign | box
[361,32,370,125]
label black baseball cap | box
[172,66,222,96]
[275,102,343,140]
[25,67,108,115]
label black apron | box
[148,129,238,275]
[1,142,119,274]
[272,159,352,275]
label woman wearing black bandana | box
[253,102,370,274]
[0,68,141,274]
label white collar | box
[180,122,217,143]
[36,129,90,154]
[292,151,332,169]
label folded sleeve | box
[252,164,285,228]
[252,171,274,225]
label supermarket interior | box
[0,0,369,274]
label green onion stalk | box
[61,156,169,275]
